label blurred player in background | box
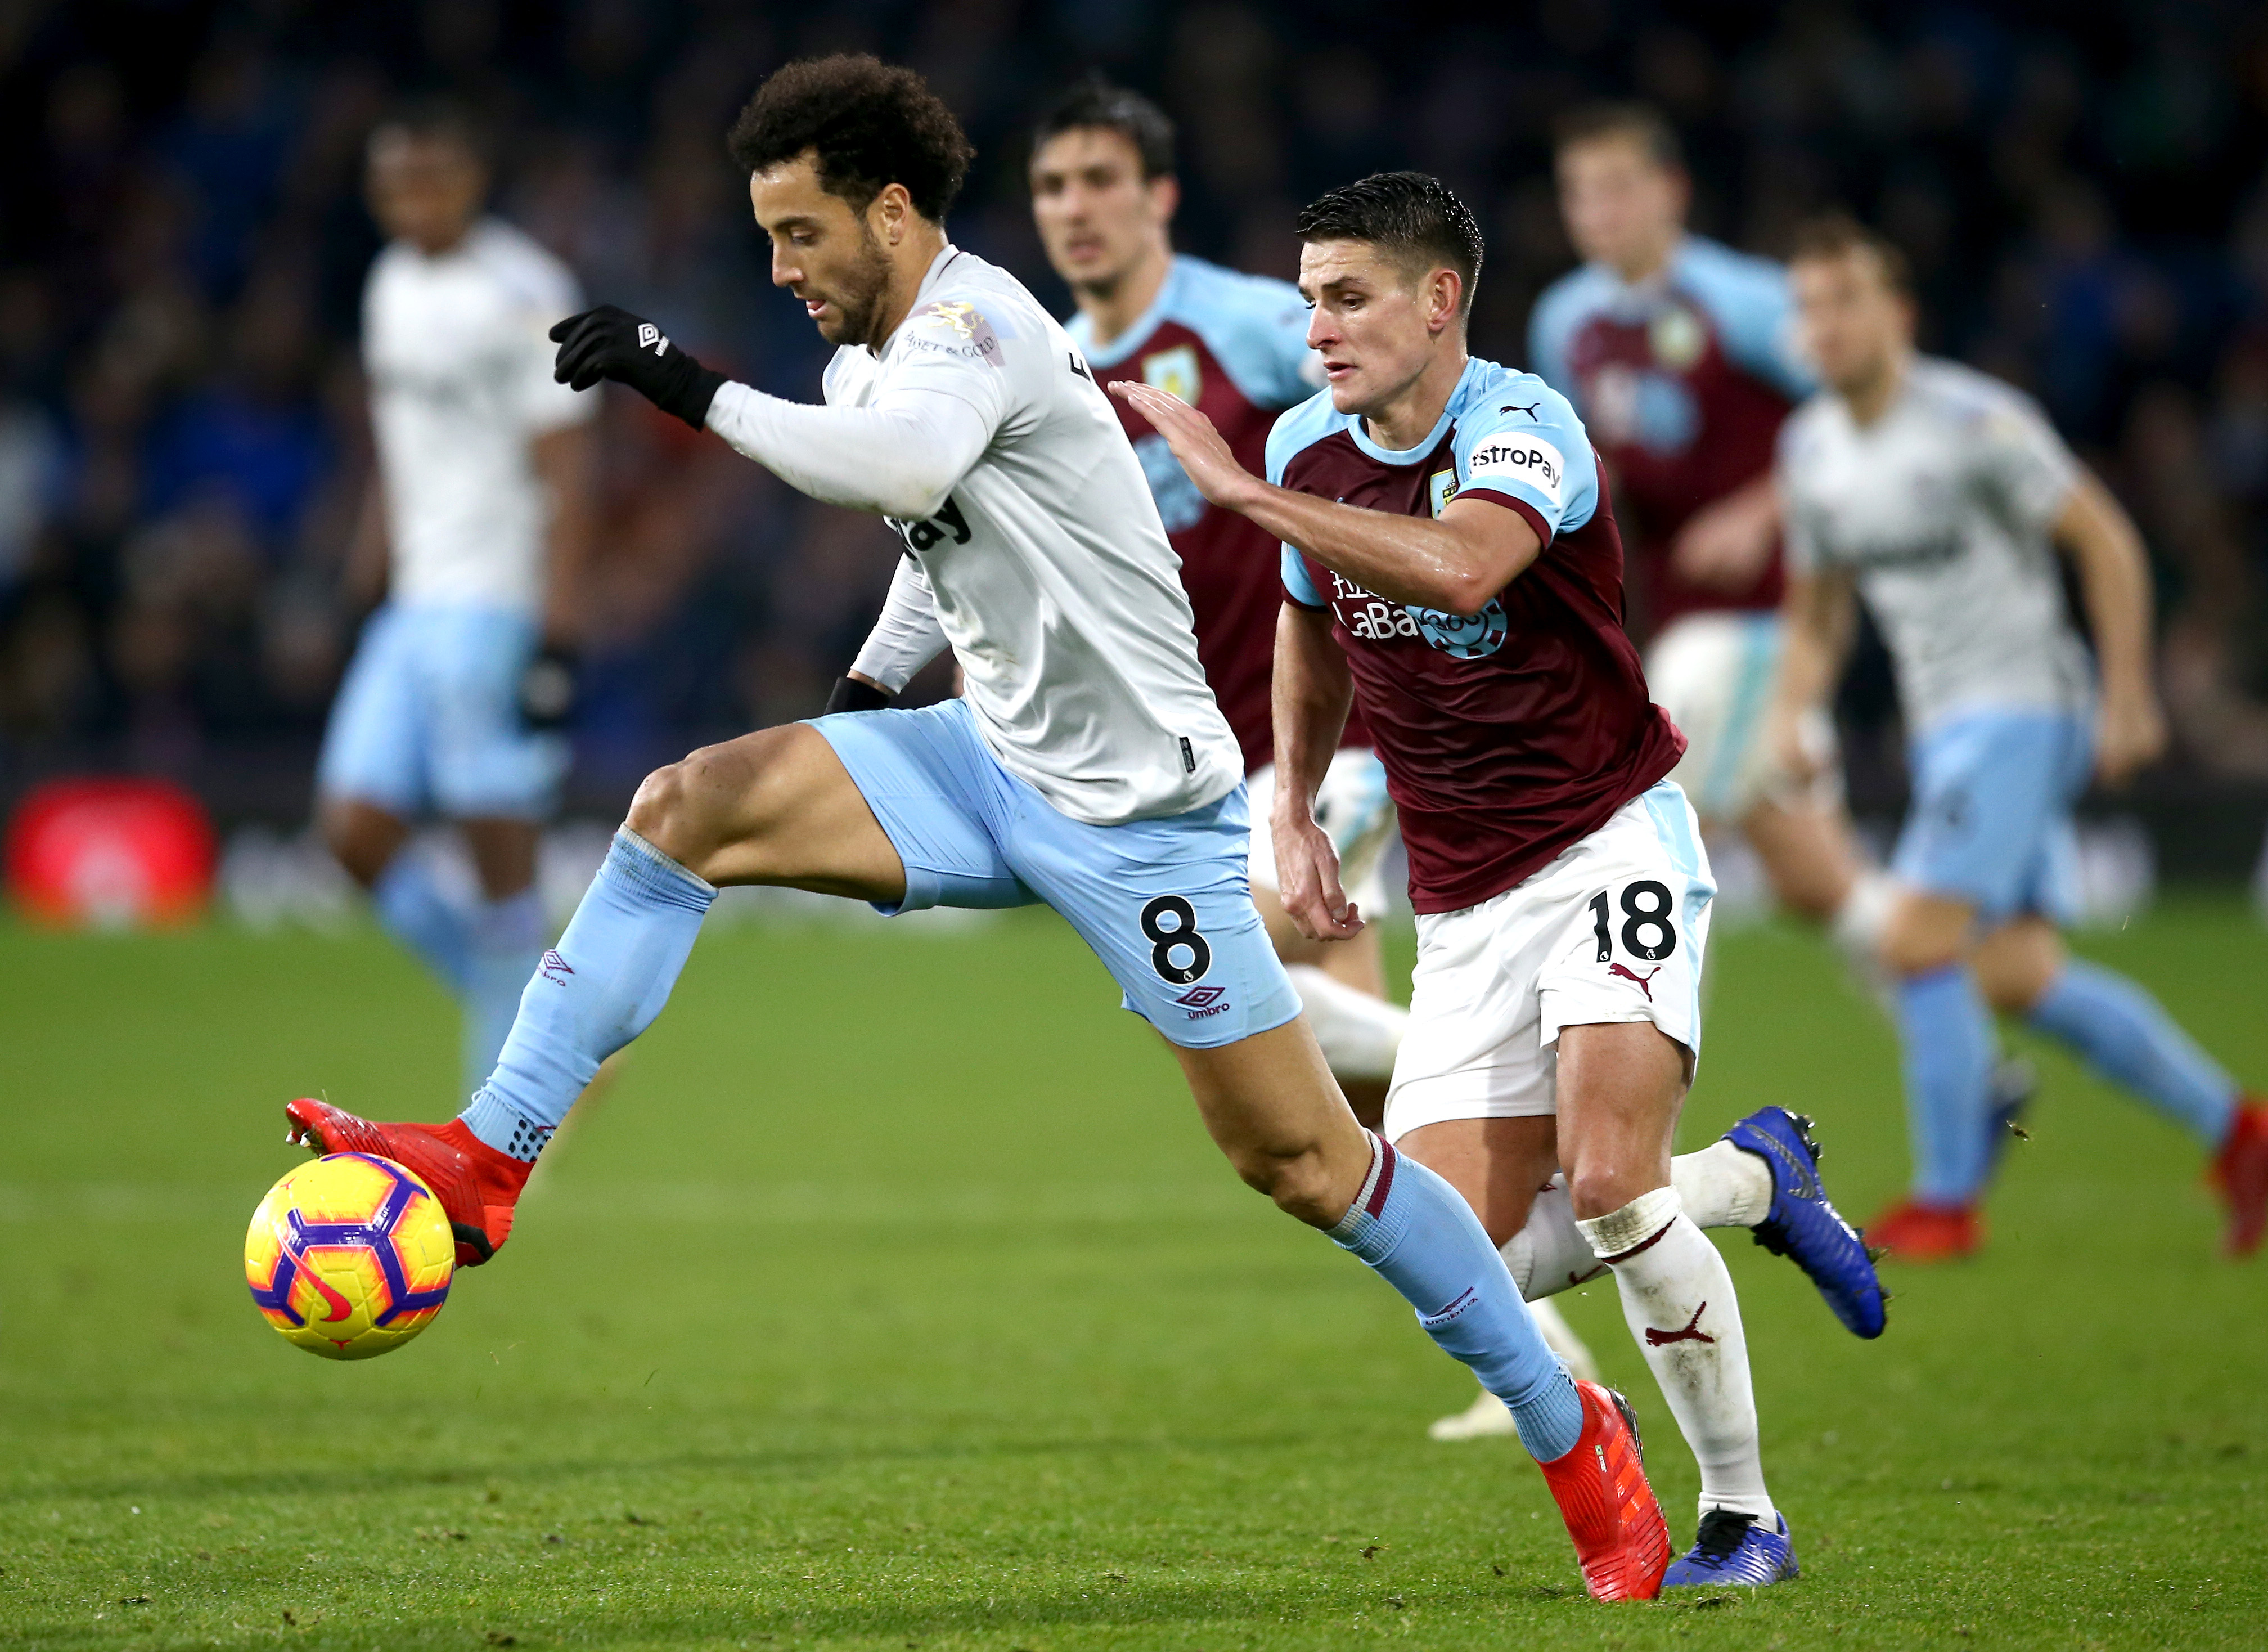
[287,57,1675,1599]
[1121,170,1886,1588]
[316,104,595,1102]
[1022,81,1410,1120]
[1529,105,1889,972]
[1774,214,2268,1262]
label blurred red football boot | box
[2208,1099,2268,1259]
[1866,1198,1982,1263]
[1535,1380,1671,1602]
[284,1098,530,1267]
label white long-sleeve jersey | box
[706,245,1240,826]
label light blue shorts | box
[1893,708,2090,924]
[318,604,566,820]
[812,697,1302,1049]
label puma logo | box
[1500,401,1541,419]
[1644,1303,1716,1347]
[1567,1263,1606,1289]
[1609,962,1661,1000]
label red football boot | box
[2207,1099,2268,1259]
[1535,1380,1671,1602]
[285,1099,531,1267]
[1866,1198,1983,1263]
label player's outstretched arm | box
[1112,381,1541,616]
[2053,468,2167,787]
[551,303,995,522]
[1270,602,1362,944]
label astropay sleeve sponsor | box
[1465,437,1564,509]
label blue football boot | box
[1722,1106,1886,1339]
[1662,1509,1800,1590]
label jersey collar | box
[1346,357,1482,465]
[879,244,968,353]
[1071,254,1190,371]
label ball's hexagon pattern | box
[245,1153,453,1359]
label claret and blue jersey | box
[1269,358,1684,913]
[1528,236,1812,627]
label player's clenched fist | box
[550,304,726,430]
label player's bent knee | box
[1227,1143,1343,1227]
[1567,1164,1663,1223]
[625,750,738,872]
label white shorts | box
[1646,611,1836,822]
[1383,782,1715,1142]
[1245,747,1398,912]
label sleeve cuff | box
[1451,488,1555,549]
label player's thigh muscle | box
[1006,784,1302,1049]
[629,723,906,901]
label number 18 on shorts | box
[1383,782,1716,1140]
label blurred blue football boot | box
[1723,1106,1887,1339]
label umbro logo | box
[539,949,575,984]
[637,322,668,355]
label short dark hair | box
[1295,172,1484,316]
[1554,101,1682,170]
[371,96,490,168]
[1030,77,1176,179]
[726,54,974,222]
[1788,211,1914,296]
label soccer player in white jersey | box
[317,105,596,1102]
[280,56,1675,1600]
[1773,214,2268,1261]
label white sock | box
[1577,1187,1774,1525]
[1499,1177,1607,1299]
[1672,1139,1774,1228]
[1506,1145,1771,1311]
[1831,868,1897,1010]
[1284,963,1406,1083]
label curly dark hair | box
[726,55,975,222]
[1295,172,1484,316]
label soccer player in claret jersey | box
[1118,171,1886,1590]
[1772,216,2268,1262]
[278,56,1671,1601]
[1529,106,1892,984]
[1016,80,1410,1123]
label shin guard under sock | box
[1579,1187,1772,1524]
[1330,1133,1582,1461]
[459,829,714,1160]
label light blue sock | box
[462,887,546,1103]
[2027,960,2237,1147]
[1330,1134,1583,1462]
[372,852,470,991]
[1897,964,1996,1205]
[458,829,715,1161]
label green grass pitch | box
[3,899,2264,1650]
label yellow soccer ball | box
[245,1153,454,1359]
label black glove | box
[519,643,579,731]
[550,304,726,430]
[824,675,894,715]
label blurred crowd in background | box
[2,0,2266,840]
